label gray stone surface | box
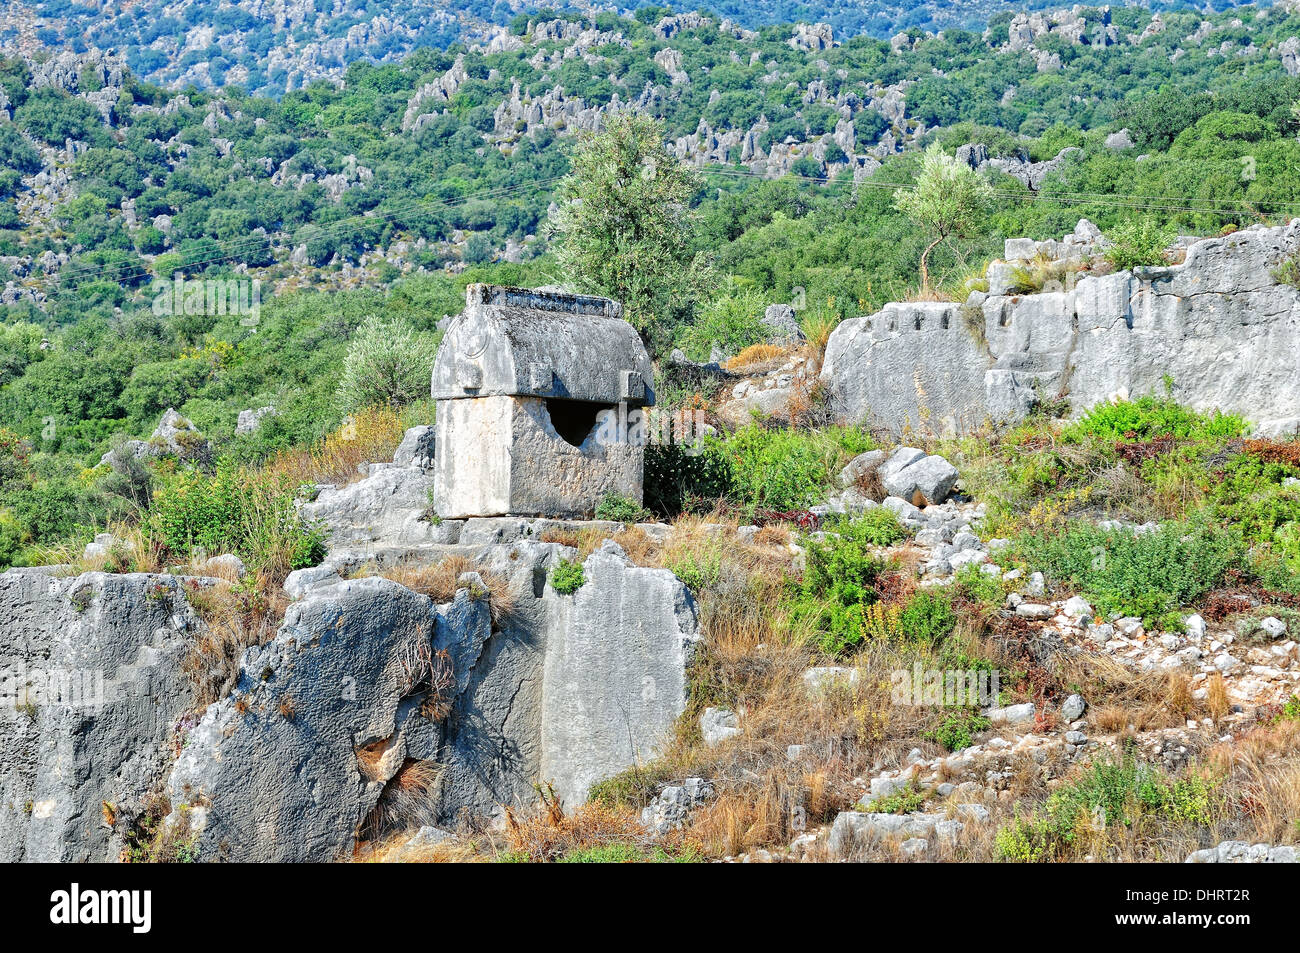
[392,425,436,470]
[1061,693,1087,721]
[157,529,701,858]
[300,466,454,548]
[0,570,202,862]
[236,405,277,435]
[827,807,988,857]
[541,541,699,806]
[700,706,740,747]
[986,702,1036,724]
[434,395,644,518]
[839,449,887,487]
[761,303,805,344]
[640,777,713,834]
[166,578,508,861]
[432,285,654,518]
[431,284,653,405]
[1186,841,1297,863]
[880,452,959,505]
[823,221,1300,433]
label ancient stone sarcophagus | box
[430,284,654,518]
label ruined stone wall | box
[0,508,697,860]
[822,221,1300,434]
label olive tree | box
[336,313,437,410]
[549,113,710,355]
[893,142,994,293]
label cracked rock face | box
[160,534,697,860]
[0,570,202,862]
[822,221,1300,434]
[540,541,700,807]
[166,578,504,862]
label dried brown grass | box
[181,576,289,709]
[370,557,518,627]
[723,344,788,371]
[262,405,413,489]
[495,785,687,862]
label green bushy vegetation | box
[717,424,877,516]
[148,465,326,574]
[1102,216,1174,271]
[863,781,929,815]
[1015,520,1245,627]
[995,756,1221,862]
[790,516,889,655]
[833,508,908,547]
[1062,394,1248,444]
[925,710,993,753]
[594,493,650,524]
[549,558,586,595]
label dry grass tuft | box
[360,758,444,841]
[1207,672,1231,721]
[371,558,518,627]
[724,344,788,370]
[181,575,288,709]
[262,405,413,489]
[495,784,689,862]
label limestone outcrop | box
[0,571,203,861]
[540,541,700,807]
[821,221,1300,435]
[164,537,697,859]
[166,578,502,861]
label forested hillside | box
[7,0,1274,94]
[1,2,1299,564]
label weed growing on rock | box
[594,493,650,523]
[549,559,586,595]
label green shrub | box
[790,517,888,655]
[863,781,929,814]
[925,710,991,752]
[673,278,768,361]
[1270,249,1300,289]
[1016,520,1244,625]
[994,814,1052,862]
[149,465,326,572]
[668,543,724,592]
[827,507,908,546]
[643,442,733,517]
[897,589,958,645]
[1063,395,1247,444]
[549,558,586,595]
[952,561,1006,607]
[586,763,676,810]
[1275,696,1300,722]
[594,493,649,523]
[721,424,876,515]
[1104,216,1174,271]
[995,757,1220,861]
[335,313,439,411]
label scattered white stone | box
[803,666,860,692]
[1061,596,1093,621]
[1260,617,1288,639]
[985,702,1036,725]
[1060,694,1087,721]
[1016,603,1054,620]
[701,707,741,747]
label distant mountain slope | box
[1,0,1279,95]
